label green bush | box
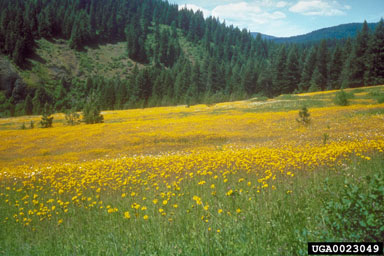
[333,90,351,106]
[40,103,54,128]
[65,109,81,125]
[321,172,384,242]
[296,106,311,125]
[377,95,384,103]
[82,103,103,124]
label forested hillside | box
[254,22,378,44]
[0,0,384,117]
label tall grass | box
[1,155,383,255]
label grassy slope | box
[17,25,202,91]
[20,39,137,88]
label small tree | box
[82,102,103,124]
[297,106,311,125]
[65,108,80,125]
[40,103,53,128]
[334,90,350,106]
[24,94,33,115]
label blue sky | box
[170,0,384,37]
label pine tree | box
[40,103,53,128]
[300,47,317,91]
[285,46,300,93]
[367,19,384,85]
[273,45,288,95]
[82,97,103,124]
[316,40,328,90]
[329,45,343,89]
[349,21,370,87]
[24,94,33,115]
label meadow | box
[1,85,384,255]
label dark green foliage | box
[83,100,103,124]
[296,106,311,125]
[24,94,33,115]
[377,94,384,104]
[367,19,384,85]
[40,103,53,128]
[334,90,352,106]
[329,46,343,89]
[348,21,370,87]
[316,40,329,90]
[322,171,384,242]
[65,109,80,126]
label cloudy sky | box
[170,0,384,37]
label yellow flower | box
[121,193,126,198]
[124,211,131,219]
[152,199,158,205]
[236,208,241,214]
[162,200,168,205]
[193,196,202,205]
[143,215,149,220]
[218,209,223,214]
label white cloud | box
[212,2,262,20]
[212,2,286,26]
[289,0,349,16]
[179,4,211,18]
[276,1,288,8]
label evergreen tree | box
[367,19,384,85]
[285,46,300,93]
[329,45,344,89]
[82,96,103,124]
[273,45,288,95]
[349,21,370,87]
[299,46,317,91]
[40,103,53,128]
[316,40,329,90]
[24,94,33,115]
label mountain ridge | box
[252,22,379,43]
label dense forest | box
[0,0,384,117]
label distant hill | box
[252,22,379,44]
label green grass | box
[1,155,383,255]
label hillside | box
[0,0,384,119]
[252,22,379,44]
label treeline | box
[0,0,384,117]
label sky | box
[170,0,384,37]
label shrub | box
[40,103,53,128]
[82,103,103,124]
[377,95,384,104]
[321,172,384,241]
[296,106,311,125]
[334,90,352,106]
[65,109,81,126]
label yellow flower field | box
[0,86,384,254]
